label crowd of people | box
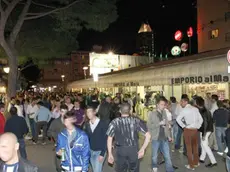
[0,91,229,172]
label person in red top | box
[0,103,5,134]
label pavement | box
[26,137,228,172]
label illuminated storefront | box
[68,48,230,101]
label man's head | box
[74,100,80,109]
[86,106,96,120]
[206,92,211,98]
[120,103,131,115]
[211,94,218,103]
[180,97,189,108]
[10,107,17,116]
[37,101,44,108]
[195,96,205,108]
[65,97,71,104]
[0,103,5,113]
[156,97,167,111]
[0,133,19,163]
[63,111,76,130]
[170,96,176,103]
[105,96,112,103]
[60,104,68,117]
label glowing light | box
[108,51,113,56]
[3,67,10,74]
[187,27,193,37]
[93,73,98,82]
[61,75,65,78]
[31,85,36,88]
[171,46,181,56]
[53,86,57,88]
[83,66,88,70]
[174,30,183,41]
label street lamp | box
[83,66,88,79]
[3,67,10,74]
[108,51,113,56]
[61,75,65,82]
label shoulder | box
[19,158,38,171]
[76,128,88,137]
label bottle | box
[61,148,65,161]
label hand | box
[138,149,145,159]
[159,120,166,126]
[168,137,172,142]
[56,149,62,156]
[98,156,104,163]
[108,154,114,164]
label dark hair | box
[0,103,5,109]
[181,94,188,99]
[37,101,44,106]
[195,96,205,107]
[16,99,20,105]
[60,104,68,110]
[10,107,17,115]
[86,105,96,111]
[217,100,223,108]
[170,97,176,103]
[211,94,218,101]
[156,96,167,104]
[63,111,76,120]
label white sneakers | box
[152,168,158,172]
[217,152,224,156]
[185,165,195,170]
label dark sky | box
[78,0,197,55]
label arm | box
[100,123,108,157]
[107,136,113,157]
[197,111,203,129]
[176,112,186,128]
[56,134,63,154]
[34,110,39,122]
[47,110,52,122]
[82,135,90,172]
[139,132,151,152]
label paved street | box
[26,139,227,172]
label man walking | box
[85,106,108,172]
[107,103,151,172]
[4,107,29,159]
[147,97,175,172]
[176,97,203,170]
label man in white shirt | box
[176,97,203,170]
[26,99,39,142]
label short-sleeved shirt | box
[106,116,147,147]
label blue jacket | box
[56,127,90,172]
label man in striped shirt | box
[107,103,151,172]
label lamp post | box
[83,66,88,79]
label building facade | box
[68,48,230,101]
[40,51,90,88]
[197,0,230,52]
[137,23,155,61]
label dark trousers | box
[184,128,199,168]
[18,138,27,159]
[34,121,48,142]
[29,118,36,140]
[115,145,139,172]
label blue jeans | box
[18,139,27,159]
[215,127,227,152]
[90,150,106,172]
[29,118,36,139]
[226,156,230,172]
[152,140,174,172]
[175,125,183,150]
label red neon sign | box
[174,30,183,41]
[187,27,193,37]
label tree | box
[0,0,118,99]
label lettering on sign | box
[171,75,229,84]
[114,82,139,87]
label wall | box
[198,0,230,52]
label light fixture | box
[3,67,10,74]
[53,86,57,88]
[31,85,36,88]
[83,66,88,70]
[108,51,113,56]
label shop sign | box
[171,75,229,84]
[114,82,139,87]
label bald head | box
[0,132,19,163]
[0,133,18,144]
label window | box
[209,29,219,39]
[225,12,230,21]
[226,32,230,42]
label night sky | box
[78,0,197,56]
